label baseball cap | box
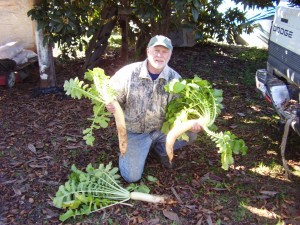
[147,35,173,50]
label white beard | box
[148,57,168,72]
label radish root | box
[166,119,203,162]
[111,100,127,156]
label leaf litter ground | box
[0,42,300,225]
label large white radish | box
[166,119,203,161]
[110,100,127,155]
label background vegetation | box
[27,0,278,69]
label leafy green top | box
[162,76,247,170]
[53,162,151,222]
[64,68,117,146]
[53,162,129,221]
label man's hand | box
[190,120,202,133]
[106,103,115,113]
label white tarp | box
[0,0,36,51]
[0,41,37,65]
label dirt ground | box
[1,42,300,225]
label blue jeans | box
[119,130,197,183]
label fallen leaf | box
[27,143,37,154]
[35,140,44,149]
[137,216,144,223]
[260,190,278,196]
[211,187,228,191]
[39,180,60,186]
[283,199,295,205]
[214,205,223,211]
[9,161,23,168]
[148,218,160,225]
[33,121,39,128]
[251,195,271,199]
[42,208,59,219]
[163,210,180,222]
[201,208,214,214]
[223,216,230,221]
[65,144,82,149]
[12,186,22,195]
[1,179,16,185]
[28,163,47,168]
[171,187,183,204]
[196,217,203,225]
[38,156,53,160]
[206,214,213,225]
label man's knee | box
[120,170,142,183]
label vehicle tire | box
[6,72,15,88]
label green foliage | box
[235,47,268,86]
[108,34,122,48]
[27,0,261,59]
[162,76,223,140]
[53,162,130,222]
[146,175,158,183]
[191,0,252,43]
[27,0,109,57]
[234,47,268,62]
[63,68,117,146]
[234,0,276,9]
[126,183,150,193]
[136,0,253,44]
[162,76,247,170]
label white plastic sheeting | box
[0,0,36,51]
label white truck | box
[255,5,300,177]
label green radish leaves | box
[53,162,157,222]
[163,76,247,170]
[53,162,131,222]
[63,68,116,146]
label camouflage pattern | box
[110,59,181,133]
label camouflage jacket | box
[110,59,182,133]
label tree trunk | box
[35,23,56,88]
[119,0,129,61]
[33,0,56,88]
[151,0,171,35]
[119,15,128,61]
[160,0,171,35]
[83,7,118,71]
[130,15,151,60]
